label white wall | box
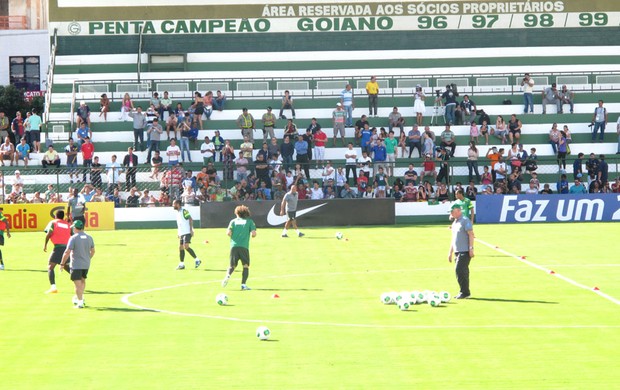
[0,30,49,90]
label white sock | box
[296,229,300,234]
[282,229,287,234]
[51,284,56,289]
[78,299,84,306]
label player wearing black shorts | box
[280,179,304,238]
[173,200,201,270]
[43,210,72,293]
[222,205,256,290]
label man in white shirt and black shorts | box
[280,180,305,238]
[173,199,202,270]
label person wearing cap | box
[43,209,72,293]
[236,108,255,142]
[60,219,95,308]
[448,203,475,299]
[76,100,91,129]
[279,90,295,120]
[262,106,277,142]
[332,102,346,146]
[365,76,379,117]
[542,82,561,114]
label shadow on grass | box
[253,288,323,291]
[85,290,131,295]
[202,269,228,272]
[98,243,128,246]
[5,269,47,273]
[94,307,157,313]
[469,297,558,304]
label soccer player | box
[453,189,475,223]
[0,208,11,270]
[43,209,72,293]
[60,220,95,309]
[448,204,475,299]
[221,205,257,290]
[173,199,201,270]
[280,180,304,238]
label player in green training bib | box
[221,205,257,290]
[453,189,475,223]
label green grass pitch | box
[1,223,619,389]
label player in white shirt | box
[173,199,201,270]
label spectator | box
[294,135,310,180]
[120,93,134,121]
[541,83,561,114]
[422,129,434,157]
[261,106,276,142]
[477,109,491,127]
[279,90,295,119]
[413,84,426,126]
[149,150,163,180]
[191,91,205,130]
[176,117,192,163]
[591,100,607,142]
[358,150,372,179]
[0,111,10,144]
[125,187,141,207]
[302,128,314,164]
[372,140,387,176]
[597,154,608,186]
[365,76,379,117]
[479,119,490,145]
[560,85,574,114]
[557,131,568,173]
[572,152,584,180]
[280,136,294,171]
[421,154,437,182]
[75,122,92,152]
[213,90,226,111]
[611,177,620,193]
[129,106,147,152]
[548,123,560,154]
[438,85,458,125]
[65,138,80,183]
[202,91,214,120]
[388,107,405,134]
[469,121,479,144]
[90,156,103,189]
[356,172,369,196]
[11,111,24,145]
[525,147,538,174]
[146,118,163,164]
[235,152,249,182]
[617,114,620,154]
[467,141,481,183]
[407,125,422,159]
[81,137,95,182]
[340,182,355,199]
[495,156,508,183]
[166,138,181,167]
[360,123,372,154]
[313,126,328,169]
[520,73,535,114]
[255,153,271,189]
[557,174,569,194]
[459,95,477,125]
[309,181,324,200]
[480,166,492,190]
[340,84,354,127]
[569,178,587,194]
[76,101,91,128]
[165,109,178,140]
[41,145,60,168]
[439,125,456,157]
[507,114,522,144]
[492,115,508,144]
[332,102,347,146]
[15,137,30,167]
[160,91,173,120]
[540,183,553,194]
[28,109,42,153]
[99,93,110,121]
[200,136,215,165]
[283,118,298,140]
[436,148,450,184]
[0,137,14,166]
[123,146,139,191]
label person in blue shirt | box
[294,135,310,180]
[569,178,587,194]
[572,153,584,180]
[372,140,387,176]
[15,137,30,167]
[360,124,372,154]
[556,174,569,194]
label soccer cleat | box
[281,233,288,238]
[176,263,186,270]
[72,296,78,305]
[75,303,85,309]
[221,275,230,288]
[455,293,471,299]
[0,264,4,270]
[298,232,305,237]
[241,284,251,291]
[194,259,202,269]
[45,286,58,294]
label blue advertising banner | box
[477,194,620,224]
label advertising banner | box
[201,199,395,228]
[476,194,620,224]
[1,203,115,232]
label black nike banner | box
[200,199,395,228]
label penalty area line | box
[476,239,620,306]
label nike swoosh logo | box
[267,203,328,226]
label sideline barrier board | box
[201,199,395,228]
[1,203,115,232]
[476,194,620,223]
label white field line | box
[476,239,620,306]
[121,267,620,328]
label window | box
[9,56,40,91]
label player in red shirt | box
[81,136,95,183]
[313,128,328,169]
[43,209,72,293]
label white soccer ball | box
[408,292,419,305]
[380,293,392,304]
[397,299,411,311]
[256,326,271,340]
[388,292,399,304]
[335,232,344,240]
[428,296,442,307]
[439,291,451,303]
[215,293,228,306]
[414,291,425,303]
